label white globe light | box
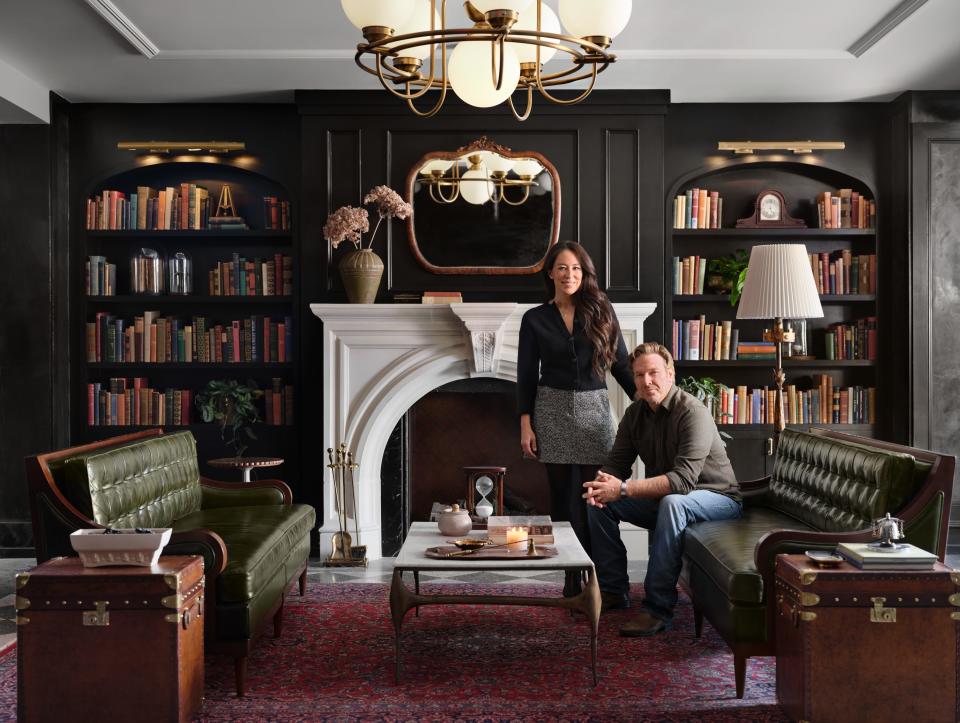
[510,3,561,64]
[485,154,515,174]
[460,167,494,205]
[341,0,414,32]
[513,158,543,176]
[390,0,441,60]
[471,0,533,13]
[559,0,631,40]
[448,41,521,108]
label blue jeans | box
[587,491,742,621]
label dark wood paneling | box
[0,122,51,554]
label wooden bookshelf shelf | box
[673,294,876,303]
[87,295,294,304]
[675,359,875,368]
[88,362,294,370]
[87,230,292,238]
[672,228,875,238]
[719,423,875,433]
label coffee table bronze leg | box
[414,570,420,617]
[389,568,409,682]
[584,567,601,686]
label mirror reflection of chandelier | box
[340,0,632,121]
[420,153,544,205]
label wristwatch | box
[620,480,628,497]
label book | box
[422,291,462,304]
[836,542,938,570]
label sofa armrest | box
[754,526,875,576]
[739,475,772,506]
[165,528,228,576]
[199,476,292,507]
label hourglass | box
[465,466,505,520]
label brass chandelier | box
[341,0,633,121]
[420,153,544,205]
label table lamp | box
[736,244,823,434]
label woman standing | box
[518,241,636,594]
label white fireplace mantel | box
[310,302,657,559]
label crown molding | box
[83,0,158,58]
[847,0,930,57]
[154,49,355,60]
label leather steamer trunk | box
[16,555,205,723]
[775,553,958,723]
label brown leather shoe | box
[600,591,630,612]
[620,611,671,637]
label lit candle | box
[505,526,528,551]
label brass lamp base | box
[762,317,794,435]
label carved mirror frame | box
[405,137,561,275]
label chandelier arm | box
[435,177,460,203]
[373,50,438,101]
[492,33,507,92]
[535,62,598,105]
[500,184,531,206]
[507,85,534,122]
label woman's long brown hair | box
[542,241,618,379]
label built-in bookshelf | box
[74,161,300,481]
[666,161,880,480]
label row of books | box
[810,251,876,295]
[671,318,739,361]
[672,255,709,295]
[262,197,291,231]
[85,185,291,231]
[87,378,192,427]
[86,185,211,231]
[209,254,293,296]
[86,377,295,426]
[86,255,117,296]
[824,319,877,361]
[672,188,723,229]
[816,189,876,229]
[702,378,877,425]
[86,312,293,364]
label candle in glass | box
[505,526,528,551]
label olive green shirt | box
[601,384,741,501]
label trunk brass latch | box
[870,597,896,623]
[82,601,110,627]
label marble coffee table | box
[390,521,601,684]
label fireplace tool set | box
[323,442,367,567]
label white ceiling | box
[1,0,958,123]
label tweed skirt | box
[532,385,616,465]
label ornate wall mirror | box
[405,137,560,275]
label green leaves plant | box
[195,379,263,458]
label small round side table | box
[207,456,284,483]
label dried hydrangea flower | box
[323,206,369,249]
[364,185,413,221]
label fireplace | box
[310,302,656,560]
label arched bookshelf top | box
[88,161,290,233]
[668,160,876,231]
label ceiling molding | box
[155,49,355,61]
[615,49,853,61]
[847,0,930,57]
[83,0,158,58]
[154,48,852,62]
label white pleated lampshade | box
[736,244,824,320]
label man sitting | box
[583,342,742,636]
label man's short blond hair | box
[629,342,674,371]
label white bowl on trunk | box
[70,528,172,567]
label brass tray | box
[425,545,558,560]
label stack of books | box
[836,542,938,570]
[421,291,462,304]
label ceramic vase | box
[339,248,383,304]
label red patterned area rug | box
[0,583,786,722]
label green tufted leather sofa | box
[25,428,316,697]
[680,427,954,698]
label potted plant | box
[196,379,263,458]
[677,376,733,433]
[323,185,413,303]
[706,249,749,307]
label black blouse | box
[517,302,636,415]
